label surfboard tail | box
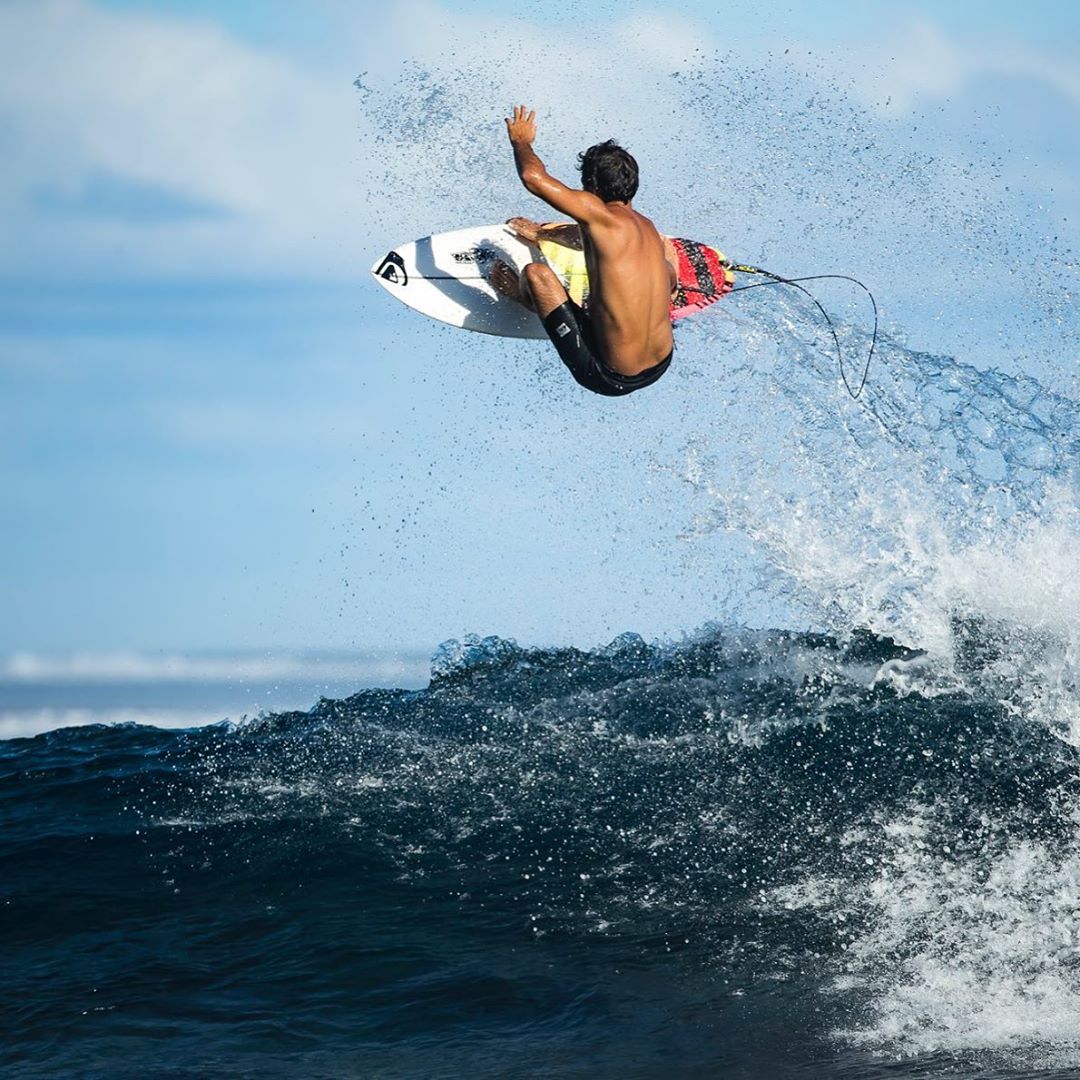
[669,238,736,320]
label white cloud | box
[0,0,360,278]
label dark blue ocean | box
[4,618,1080,1078]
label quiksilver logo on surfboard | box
[376,251,408,286]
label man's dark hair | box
[578,140,639,203]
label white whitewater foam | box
[0,650,430,738]
[0,650,429,684]
[0,708,232,740]
[714,478,1080,738]
[772,804,1080,1064]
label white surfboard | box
[371,223,735,339]
[371,223,549,340]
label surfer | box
[489,105,676,397]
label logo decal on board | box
[452,245,496,266]
[375,251,408,286]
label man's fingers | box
[505,105,535,134]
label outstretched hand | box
[506,216,543,243]
[505,104,536,145]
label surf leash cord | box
[724,265,879,401]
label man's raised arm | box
[505,105,611,226]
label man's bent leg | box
[488,260,567,318]
[521,262,570,320]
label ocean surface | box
[5,623,1080,1079]
[0,651,430,741]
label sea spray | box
[677,285,1080,742]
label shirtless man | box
[490,106,675,397]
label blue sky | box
[1,0,1077,654]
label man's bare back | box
[490,106,675,396]
[577,204,673,374]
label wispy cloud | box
[31,172,227,224]
[151,398,375,454]
[0,0,358,278]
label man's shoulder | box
[589,204,654,236]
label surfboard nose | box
[372,249,408,287]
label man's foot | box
[488,258,535,311]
